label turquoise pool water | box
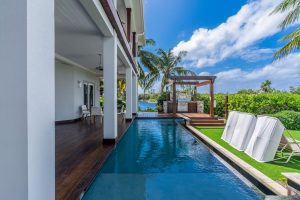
[83,119,262,200]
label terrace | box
[55,116,134,200]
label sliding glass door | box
[83,82,94,109]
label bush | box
[157,92,170,107]
[194,94,227,117]
[99,96,126,111]
[148,98,157,103]
[228,93,300,114]
[138,107,157,112]
[270,111,300,130]
[194,93,300,117]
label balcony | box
[100,0,138,73]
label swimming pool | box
[83,119,263,200]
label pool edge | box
[186,125,288,197]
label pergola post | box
[210,80,214,118]
[172,82,176,116]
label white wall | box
[55,62,100,121]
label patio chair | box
[81,105,90,120]
[91,106,104,123]
[275,131,300,163]
[118,105,126,120]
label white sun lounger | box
[275,132,300,163]
[245,116,284,162]
[221,111,240,143]
[230,112,257,151]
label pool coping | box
[186,125,288,196]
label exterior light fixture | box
[78,81,83,88]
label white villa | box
[1,0,144,199]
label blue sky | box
[144,0,300,93]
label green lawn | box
[196,127,300,182]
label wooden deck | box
[136,112,225,126]
[55,116,134,200]
[180,113,211,119]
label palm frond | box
[272,0,300,14]
[279,5,300,29]
[145,39,156,46]
[173,66,196,76]
[274,34,300,59]
[272,0,300,60]
[280,27,300,41]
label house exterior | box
[0,0,144,199]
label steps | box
[189,119,225,127]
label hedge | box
[194,93,300,117]
[270,111,300,130]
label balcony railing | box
[100,0,138,73]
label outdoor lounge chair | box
[275,132,300,163]
[245,116,285,162]
[91,106,104,123]
[118,106,126,120]
[221,111,240,143]
[230,112,257,151]
[81,105,90,120]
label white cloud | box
[214,53,300,92]
[236,47,276,62]
[215,69,245,80]
[173,0,296,68]
[198,72,210,76]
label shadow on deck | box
[55,116,134,200]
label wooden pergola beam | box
[170,75,216,81]
[174,82,201,85]
[195,80,211,87]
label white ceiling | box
[55,0,126,75]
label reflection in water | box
[83,119,262,200]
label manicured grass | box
[196,127,300,182]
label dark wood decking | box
[55,116,134,200]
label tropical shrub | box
[157,92,170,107]
[270,111,300,130]
[194,93,300,117]
[196,94,226,117]
[148,98,157,103]
[138,107,157,112]
[99,96,126,111]
[228,93,300,114]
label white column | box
[103,31,118,140]
[125,66,133,119]
[132,73,138,114]
[0,1,55,200]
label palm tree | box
[153,49,196,92]
[137,39,159,76]
[260,80,273,93]
[138,72,157,100]
[272,0,300,59]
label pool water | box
[83,119,262,200]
